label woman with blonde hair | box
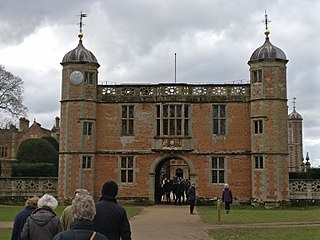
[11,196,39,240]
[222,183,233,214]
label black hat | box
[101,180,118,197]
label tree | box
[0,65,27,117]
[16,138,58,164]
[14,138,59,177]
[41,136,59,151]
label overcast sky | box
[0,0,319,166]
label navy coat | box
[11,206,37,240]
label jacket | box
[11,206,37,240]
[93,196,131,240]
[222,188,233,203]
[20,207,62,240]
[53,219,108,240]
[187,186,196,202]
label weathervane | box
[293,97,297,111]
[78,11,87,38]
[263,10,271,30]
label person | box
[20,194,62,240]
[11,196,39,240]
[93,180,132,240]
[60,189,89,231]
[186,182,196,214]
[222,183,233,214]
[53,194,108,240]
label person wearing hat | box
[20,194,62,240]
[186,182,196,214]
[222,183,233,214]
[93,180,131,240]
[11,196,39,240]
[60,189,90,231]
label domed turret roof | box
[249,29,287,62]
[61,33,99,66]
[288,109,303,120]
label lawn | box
[198,205,320,224]
[198,205,320,240]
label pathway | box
[130,204,212,240]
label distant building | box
[59,24,295,204]
[288,99,304,172]
[0,117,60,177]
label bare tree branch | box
[0,65,27,118]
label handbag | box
[90,231,96,240]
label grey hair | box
[37,194,58,210]
[71,194,96,221]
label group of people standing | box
[11,180,131,240]
[158,176,192,205]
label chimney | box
[19,117,29,132]
[55,116,60,129]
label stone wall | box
[1,178,320,205]
[0,177,57,204]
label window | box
[213,105,226,135]
[82,156,92,169]
[156,104,189,136]
[121,105,134,135]
[254,120,263,134]
[0,146,8,158]
[120,156,134,183]
[254,156,264,169]
[83,122,93,135]
[84,71,95,84]
[252,69,262,83]
[211,157,225,184]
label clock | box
[70,71,83,84]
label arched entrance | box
[154,156,191,204]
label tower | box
[59,13,100,199]
[288,97,303,172]
[248,13,289,203]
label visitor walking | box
[20,194,62,240]
[93,180,132,240]
[222,183,233,214]
[11,196,39,240]
[60,189,90,230]
[53,194,108,240]
[187,182,196,214]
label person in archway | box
[163,179,172,203]
[222,183,233,214]
[187,182,196,214]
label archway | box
[153,156,191,204]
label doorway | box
[154,157,190,204]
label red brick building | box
[0,117,60,177]
[59,27,290,204]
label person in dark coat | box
[93,180,132,240]
[11,196,39,240]
[20,194,62,240]
[186,182,196,214]
[222,183,233,214]
[53,194,108,240]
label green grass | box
[210,227,320,240]
[198,205,320,240]
[198,205,320,224]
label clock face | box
[70,71,84,84]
